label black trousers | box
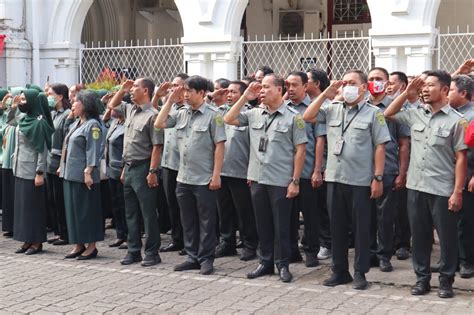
[108,178,128,240]
[458,190,474,266]
[370,175,397,260]
[156,173,171,234]
[100,179,112,229]
[290,179,320,255]
[1,168,14,233]
[46,173,68,241]
[317,182,331,249]
[327,182,371,274]
[216,176,258,250]
[250,182,292,268]
[162,168,183,246]
[176,183,217,264]
[407,190,459,282]
[394,188,411,250]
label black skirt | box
[13,177,47,243]
[2,168,14,232]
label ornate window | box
[333,0,371,24]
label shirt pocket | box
[411,123,425,141]
[350,121,370,143]
[328,119,342,136]
[233,126,247,131]
[430,127,450,146]
[251,122,264,130]
[175,123,186,139]
[273,123,290,142]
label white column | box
[405,46,434,75]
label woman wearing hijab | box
[0,89,11,237]
[61,90,105,260]
[45,83,73,246]
[12,89,54,255]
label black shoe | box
[65,247,86,259]
[178,249,187,256]
[431,262,440,273]
[236,240,244,249]
[379,258,393,272]
[396,247,410,260]
[410,281,431,295]
[109,239,125,248]
[215,243,237,258]
[240,248,257,261]
[279,266,292,283]
[174,260,200,271]
[247,264,274,279]
[77,248,98,260]
[438,277,454,298]
[120,252,142,265]
[323,272,353,287]
[52,239,68,246]
[290,251,303,263]
[160,242,184,252]
[305,253,319,268]
[460,263,474,279]
[118,242,128,250]
[352,272,368,290]
[3,231,13,237]
[47,236,59,244]
[200,261,214,275]
[141,254,162,267]
[15,244,31,254]
[25,245,43,256]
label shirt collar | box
[343,99,366,110]
[456,102,473,113]
[188,102,207,114]
[263,102,286,115]
[135,102,152,111]
[426,104,451,114]
[286,94,311,107]
[369,94,391,108]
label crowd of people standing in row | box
[1,58,474,299]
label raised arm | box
[154,86,183,130]
[384,76,424,120]
[108,80,134,109]
[224,82,261,126]
[303,80,342,122]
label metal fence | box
[240,32,372,80]
[80,39,185,85]
[437,26,474,73]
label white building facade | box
[0,0,473,87]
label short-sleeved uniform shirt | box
[218,104,251,179]
[316,100,391,187]
[116,102,163,162]
[161,103,185,171]
[369,95,411,176]
[236,102,308,187]
[286,94,317,179]
[105,119,125,180]
[452,102,474,187]
[47,107,72,174]
[164,102,226,185]
[392,104,467,197]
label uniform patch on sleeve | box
[92,127,101,140]
[376,112,386,126]
[295,115,305,130]
[215,114,224,127]
[459,118,468,131]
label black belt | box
[124,159,151,167]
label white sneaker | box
[317,247,331,260]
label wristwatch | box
[373,175,384,182]
[291,178,300,185]
[36,171,44,176]
[149,168,159,174]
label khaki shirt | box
[117,102,163,162]
[219,104,251,179]
[317,100,391,186]
[286,94,316,179]
[369,96,411,176]
[237,103,308,187]
[453,102,474,186]
[161,103,185,171]
[164,103,226,185]
[393,104,467,197]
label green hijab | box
[26,83,43,92]
[18,89,55,153]
[0,89,8,102]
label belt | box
[124,159,151,167]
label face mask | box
[18,102,28,113]
[343,85,360,103]
[47,96,57,108]
[367,81,385,96]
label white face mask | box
[343,85,360,103]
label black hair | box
[50,83,71,109]
[369,67,389,80]
[139,78,155,100]
[229,81,248,95]
[175,73,189,81]
[76,90,100,120]
[185,75,211,93]
[122,92,132,104]
[242,76,256,84]
[258,65,274,76]
[424,70,452,89]
[215,78,230,89]
[452,75,473,101]
[390,71,408,86]
[308,69,330,92]
[343,69,368,84]
[288,71,308,85]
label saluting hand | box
[405,76,425,101]
[322,80,344,100]
[156,82,171,98]
[121,79,134,93]
[448,192,462,212]
[455,59,474,75]
[168,86,185,104]
[243,82,262,101]
[1,93,11,109]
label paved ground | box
[1,225,473,314]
